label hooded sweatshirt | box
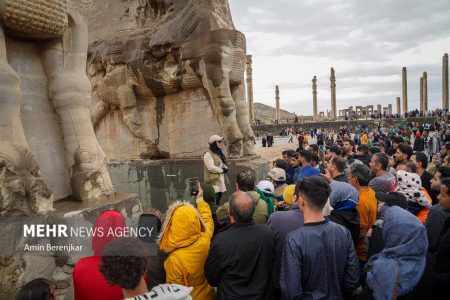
[158,199,215,300]
[73,210,126,300]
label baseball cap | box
[268,168,286,182]
[256,180,275,195]
[208,135,224,144]
[375,192,408,209]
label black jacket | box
[205,222,275,300]
[413,137,425,151]
[434,217,450,298]
[329,209,360,247]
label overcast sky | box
[228,0,450,116]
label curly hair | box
[100,238,148,290]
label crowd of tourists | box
[16,124,450,299]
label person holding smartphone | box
[203,135,227,204]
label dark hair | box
[393,136,404,144]
[369,146,381,155]
[378,142,386,150]
[397,161,417,173]
[229,192,255,223]
[236,170,255,192]
[16,278,54,300]
[344,139,355,146]
[398,144,413,159]
[413,152,428,169]
[373,152,389,170]
[445,142,450,150]
[209,142,227,165]
[286,150,297,158]
[100,238,147,290]
[330,156,345,173]
[438,166,450,180]
[357,144,369,155]
[311,153,319,164]
[309,144,319,152]
[282,150,289,156]
[441,178,450,195]
[274,159,289,171]
[349,162,371,186]
[295,176,331,210]
[328,145,341,156]
[298,150,312,163]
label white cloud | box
[229,0,450,115]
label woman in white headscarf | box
[203,135,227,204]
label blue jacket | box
[297,164,321,179]
[293,166,303,182]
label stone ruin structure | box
[0,0,113,216]
[0,1,264,298]
[338,104,393,118]
[86,0,255,160]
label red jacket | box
[73,210,126,300]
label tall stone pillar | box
[388,104,393,115]
[423,71,428,112]
[246,55,255,124]
[312,76,318,119]
[402,67,408,113]
[420,76,424,111]
[330,67,337,119]
[443,53,449,110]
[397,97,401,114]
[275,85,280,123]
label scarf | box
[366,206,427,299]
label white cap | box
[256,180,275,195]
[208,135,224,144]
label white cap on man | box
[208,135,224,144]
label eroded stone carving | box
[0,1,113,215]
[87,0,255,158]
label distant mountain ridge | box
[254,102,296,124]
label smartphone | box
[189,177,199,196]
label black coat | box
[329,209,360,247]
[433,217,450,298]
[413,137,425,151]
[205,222,275,300]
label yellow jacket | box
[158,199,215,300]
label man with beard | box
[342,140,355,160]
[410,152,434,195]
[425,166,450,250]
[368,152,396,193]
[387,136,403,156]
[394,144,413,168]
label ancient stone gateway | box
[0,0,113,216]
[86,0,255,160]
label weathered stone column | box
[420,76,424,111]
[397,97,401,114]
[443,53,449,110]
[275,85,280,123]
[388,104,393,115]
[246,55,255,124]
[402,67,408,113]
[312,76,318,119]
[330,67,336,119]
[423,71,428,112]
